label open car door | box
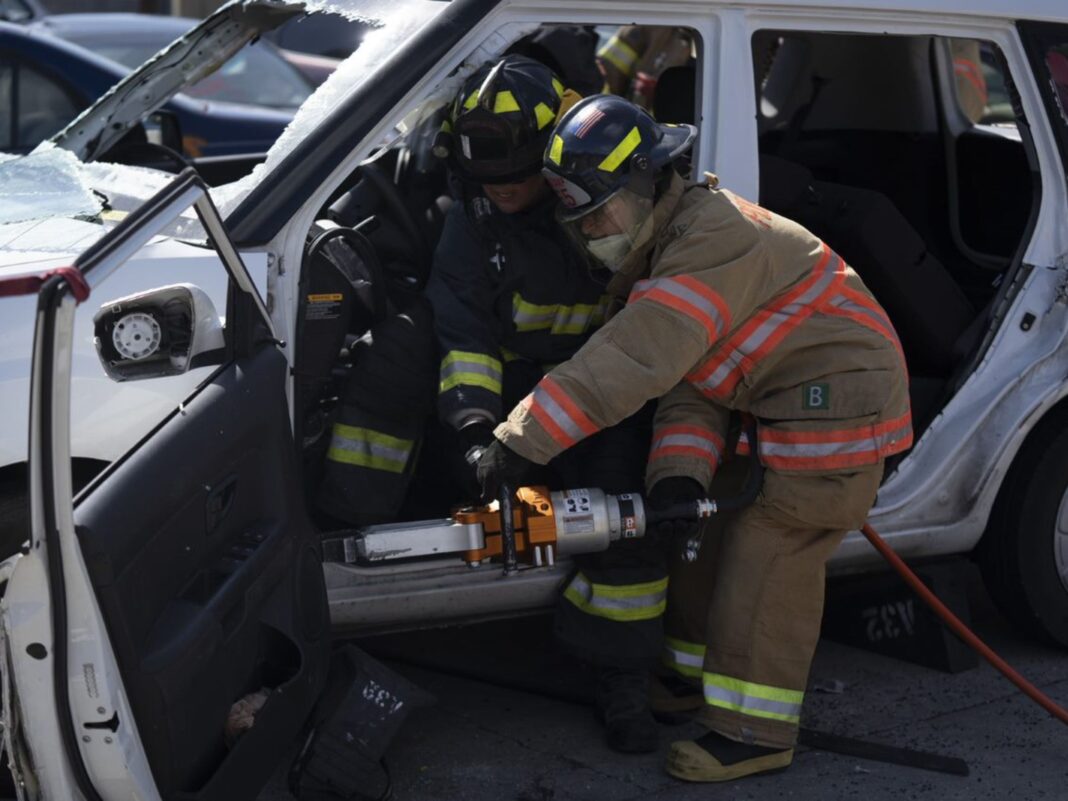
[0,170,330,801]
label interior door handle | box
[205,475,238,534]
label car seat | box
[759,155,975,377]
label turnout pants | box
[662,458,883,748]
[316,301,437,527]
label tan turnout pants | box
[663,458,882,749]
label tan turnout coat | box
[495,173,912,488]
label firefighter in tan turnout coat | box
[478,94,912,782]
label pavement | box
[261,564,1068,801]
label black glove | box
[458,421,495,468]
[647,476,706,540]
[476,439,534,501]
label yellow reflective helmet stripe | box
[493,90,520,113]
[598,126,642,172]
[534,102,556,130]
[463,89,480,110]
[552,77,564,98]
[548,134,564,165]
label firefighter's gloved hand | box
[476,439,533,501]
[647,477,705,540]
[459,421,496,468]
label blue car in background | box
[1,13,312,164]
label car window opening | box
[752,31,1037,442]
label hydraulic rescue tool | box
[339,424,766,574]
[338,462,763,575]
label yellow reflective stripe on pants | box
[702,672,804,724]
[440,351,503,395]
[512,293,608,335]
[327,424,414,474]
[663,636,705,678]
[564,571,668,622]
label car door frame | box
[0,168,276,801]
[727,6,1068,566]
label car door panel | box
[74,304,327,801]
[9,169,331,801]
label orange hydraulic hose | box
[860,523,1068,727]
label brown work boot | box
[666,730,793,782]
[649,672,703,724]
[595,667,659,753]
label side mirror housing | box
[93,283,225,382]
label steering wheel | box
[358,159,431,268]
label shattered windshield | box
[0,0,448,256]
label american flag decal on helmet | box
[575,107,606,138]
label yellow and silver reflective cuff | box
[564,571,668,622]
[663,636,705,678]
[439,351,503,395]
[598,34,639,76]
[326,424,413,474]
[512,293,609,335]
[702,672,804,724]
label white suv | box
[0,1,1066,799]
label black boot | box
[649,671,703,724]
[595,667,659,754]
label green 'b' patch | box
[802,382,830,410]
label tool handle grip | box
[498,482,519,575]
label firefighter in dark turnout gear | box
[428,59,661,753]
[316,299,438,527]
[429,55,617,458]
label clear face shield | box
[551,183,655,273]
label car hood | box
[52,0,304,163]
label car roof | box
[710,0,1067,23]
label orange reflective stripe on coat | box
[629,275,732,345]
[823,287,907,369]
[954,57,988,104]
[687,244,846,399]
[524,375,600,448]
[737,412,913,470]
[649,424,725,473]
